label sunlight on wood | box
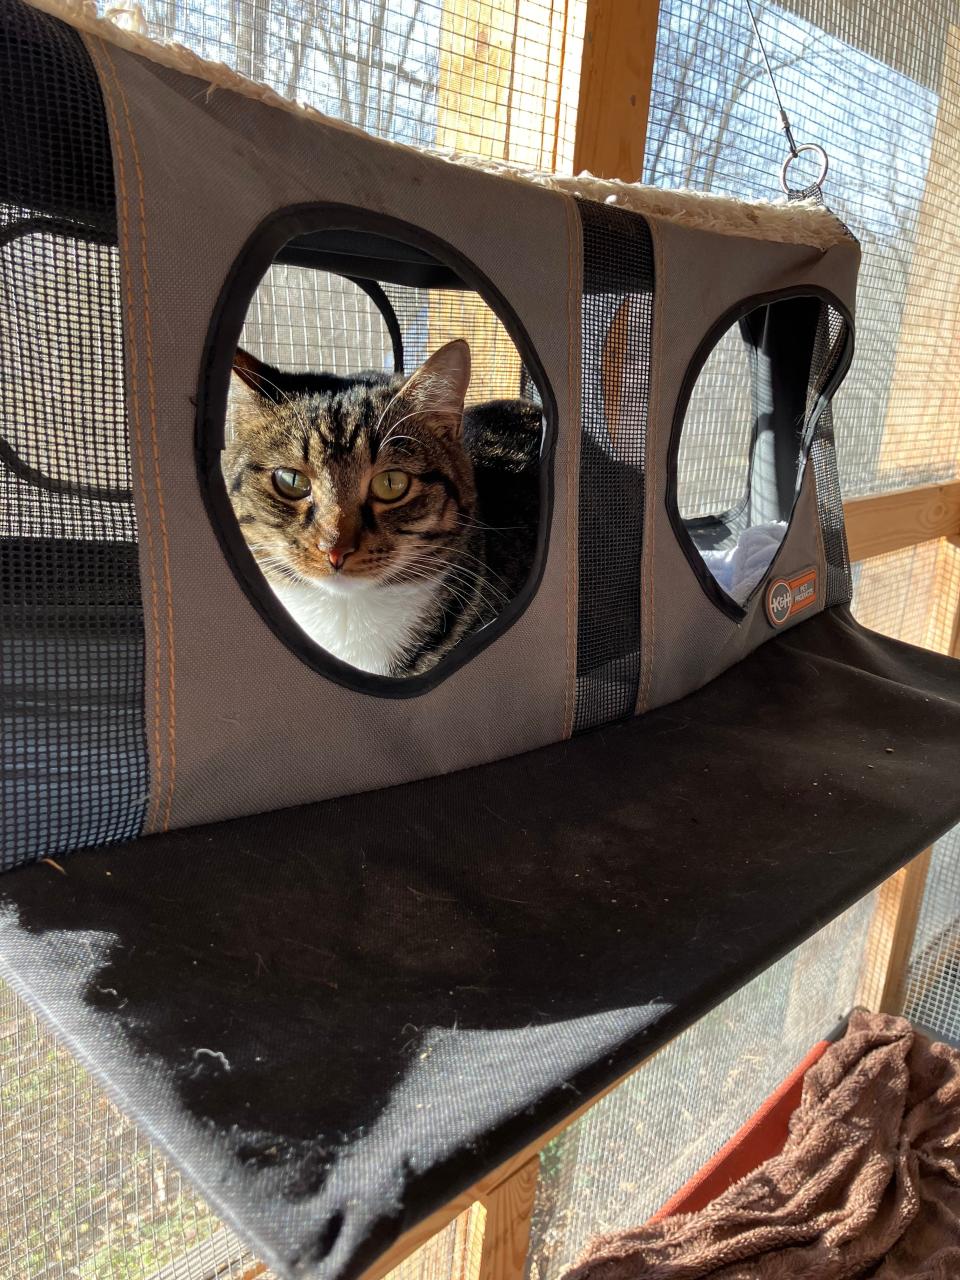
[382,1203,487,1280]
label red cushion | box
[650,1038,832,1222]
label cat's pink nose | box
[327,545,354,570]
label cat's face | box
[223,341,477,596]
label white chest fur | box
[269,576,441,675]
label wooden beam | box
[842,480,960,562]
[856,848,933,1015]
[452,1203,488,1280]
[477,1156,540,1280]
[573,0,660,181]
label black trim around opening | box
[195,203,558,699]
[666,286,855,622]
[344,276,405,374]
[0,216,133,503]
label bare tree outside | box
[643,0,952,498]
[127,0,441,144]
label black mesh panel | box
[809,304,853,607]
[0,0,146,869]
[574,200,654,732]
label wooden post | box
[476,1156,540,1280]
[857,537,960,1021]
[857,847,933,1015]
[573,0,661,181]
[844,482,960,657]
[951,547,960,658]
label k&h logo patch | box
[765,567,818,628]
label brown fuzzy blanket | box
[563,1012,960,1280]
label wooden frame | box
[856,846,934,1016]
[843,481,960,561]
[573,0,660,181]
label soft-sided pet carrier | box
[1,1,959,1276]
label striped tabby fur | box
[223,340,541,676]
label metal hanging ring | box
[780,143,829,194]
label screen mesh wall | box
[851,537,960,654]
[852,540,960,1047]
[525,895,877,1280]
[903,825,960,1045]
[0,0,147,872]
[0,975,276,1280]
[0,970,484,1280]
[645,0,960,500]
[242,267,397,376]
[2,2,958,1277]
[95,0,585,168]
[676,324,753,521]
[240,266,530,402]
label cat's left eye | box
[370,469,410,502]
[273,468,311,499]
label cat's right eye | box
[272,468,311,500]
[369,469,410,502]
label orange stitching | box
[99,42,178,831]
[85,36,166,831]
[639,223,665,715]
[562,195,580,738]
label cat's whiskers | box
[247,544,318,587]
[437,559,509,607]
[402,552,508,617]
[376,433,420,454]
[443,544,513,594]
[372,382,413,438]
[387,564,493,628]
[377,410,431,451]
[454,514,526,533]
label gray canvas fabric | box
[82,35,582,835]
[76,28,860,838]
[638,214,860,713]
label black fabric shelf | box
[1,608,959,1280]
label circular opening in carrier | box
[198,209,556,695]
[672,291,852,615]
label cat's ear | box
[231,347,284,403]
[400,339,471,435]
[227,348,277,437]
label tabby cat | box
[223,340,541,676]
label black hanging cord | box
[744,0,799,158]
